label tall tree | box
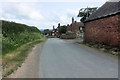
[59,25,67,34]
[77,7,98,22]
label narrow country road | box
[9,38,118,78]
[40,38,118,78]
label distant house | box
[60,17,84,39]
[84,1,120,47]
[44,25,60,37]
[51,25,58,36]
[67,17,84,32]
[44,29,51,36]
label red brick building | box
[44,29,51,36]
[84,1,120,47]
[67,17,84,32]
[51,25,58,36]
[44,25,58,36]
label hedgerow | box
[2,20,45,55]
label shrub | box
[2,20,45,55]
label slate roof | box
[85,1,120,22]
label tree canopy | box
[77,7,98,22]
[59,25,67,34]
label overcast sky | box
[0,0,108,29]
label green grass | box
[74,38,83,40]
[2,20,43,55]
[62,37,83,40]
[2,33,46,55]
[48,36,56,38]
[2,37,47,77]
[2,20,47,77]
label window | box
[80,27,82,30]
[52,33,54,36]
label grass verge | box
[61,37,83,40]
[47,36,57,38]
[77,42,120,56]
[2,38,47,77]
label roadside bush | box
[2,20,46,55]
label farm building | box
[44,25,58,37]
[84,1,120,47]
[51,25,58,36]
[67,17,84,32]
[44,29,51,36]
[60,17,84,39]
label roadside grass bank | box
[2,20,43,55]
[2,38,47,77]
[61,37,83,40]
[2,20,47,77]
[47,36,56,38]
[77,42,120,56]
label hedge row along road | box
[2,20,46,77]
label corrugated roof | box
[85,1,120,22]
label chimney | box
[75,21,77,23]
[58,23,60,28]
[72,17,74,23]
[53,25,55,30]
[67,24,69,27]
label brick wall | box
[71,23,80,32]
[67,24,79,32]
[67,22,83,32]
[84,14,120,47]
[67,17,84,32]
[61,33,78,39]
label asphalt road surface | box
[39,38,118,78]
